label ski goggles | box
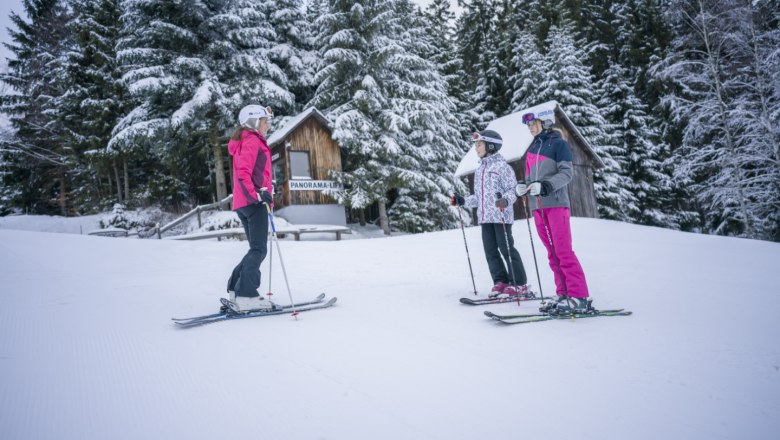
[471,132,503,145]
[522,113,537,125]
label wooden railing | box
[140,195,233,239]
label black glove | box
[495,198,509,209]
[258,190,273,204]
[450,193,465,207]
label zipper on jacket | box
[480,162,486,223]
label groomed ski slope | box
[1,217,778,440]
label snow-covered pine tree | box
[508,28,545,113]
[112,0,213,207]
[423,0,474,138]
[575,0,616,78]
[597,62,678,227]
[266,0,316,111]
[205,0,294,200]
[455,0,498,127]
[725,0,780,240]
[385,1,468,233]
[0,0,72,214]
[613,0,673,107]
[479,0,516,118]
[656,0,776,239]
[537,23,634,220]
[0,71,14,214]
[113,0,293,207]
[58,0,127,211]
[311,0,465,234]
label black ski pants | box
[227,203,269,298]
[481,223,527,286]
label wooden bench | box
[87,227,128,237]
[288,225,352,241]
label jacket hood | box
[537,130,562,142]
[228,130,263,156]
[228,138,242,157]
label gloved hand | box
[257,189,273,204]
[495,197,509,209]
[528,181,553,196]
[450,193,465,207]
[515,183,528,197]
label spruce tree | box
[537,24,633,220]
[0,0,72,214]
[113,0,293,207]
[597,62,676,227]
[423,0,473,137]
[312,0,465,234]
[266,0,315,111]
[59,0,127,211]
[508,28,545,112]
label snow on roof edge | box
[267,107,330,147]
[453,101,603,177]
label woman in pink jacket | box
[226,105,276,312]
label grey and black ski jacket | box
[524,130,574,211]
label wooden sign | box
[288,180,343,191]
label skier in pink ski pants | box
[516,112,592,314]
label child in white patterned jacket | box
[451,130,530,297]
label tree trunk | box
[378,201,390,235]
[113,160,122,203]
[106,167,112,197]
[358,208,366,226]
[58,167,67,216]
[123,158,130,202]
[213,144,228,201]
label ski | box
[484,308,626,321]
[174,297,337,328]
[485,309,632,325]
[172,293,327,323]
[460,294,541,306]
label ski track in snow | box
[1,219,779,439]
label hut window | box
[273,158,286,184]
[290,151,311,179]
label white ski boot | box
[234,295,277,312]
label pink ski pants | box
[533,207,589,298]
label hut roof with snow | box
[454,101,603,219]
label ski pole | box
[267,211,274,299]
[455,204,478,296]
[495,192,519,303]
[535,195,571,308]
[521,195,545,305]
[266,205,298,319]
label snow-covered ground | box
[0,216,778,440]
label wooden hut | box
[266,107,346,225]
[454,101,603,220]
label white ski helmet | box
[521,110,555,130]
[238,105,274,129]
